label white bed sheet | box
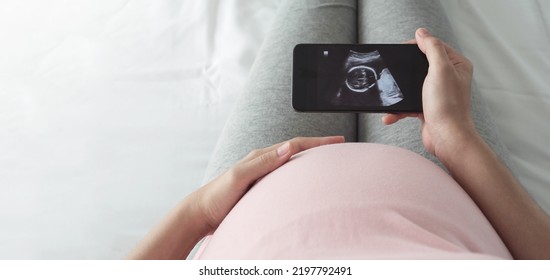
[0,0,548,259]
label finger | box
[381,114,402,125]
[403,39,417,44]
[415,28,452,68]
[381,113,419,125]
[239,141,290,163]
[232,143,289,186]
[287,136,345,156]
[241,136,344,163]
[415,28,469,67]
[235,136,345,185]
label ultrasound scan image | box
[333,50,404,107]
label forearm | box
[127,193,211,260]
[442,134,550,259]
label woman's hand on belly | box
[196,136,345,232]
[128,136,344,259]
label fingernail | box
[418,28,429,37]
[277,142,290,157]
[327,136,345,143]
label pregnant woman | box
[128,0,550,259]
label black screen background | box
[313,44,427,112]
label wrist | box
[436,127,484,168]
[182,190,216,237]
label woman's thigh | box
[356,0,515,172]
[203,0,358,181]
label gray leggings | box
[203,0,514,181]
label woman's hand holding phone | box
[383,28,478,164]
[386,28,550,260]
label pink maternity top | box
[195,143,512,259]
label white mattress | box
[0,0,548,259]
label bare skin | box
[128,28,550,260]
[384,28,550,259]
[127,136,345,259]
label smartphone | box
[292,44,428,112]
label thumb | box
[238,142,291,185]
[415,28,451,68]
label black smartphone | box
[292,44,428,112]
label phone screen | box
[292,44,428,112]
